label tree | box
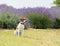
[0,13,20,29]
[54,0,60,7]
[27,13,53,29]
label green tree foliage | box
[53,18,60,28]
[27,13,53,29]
[0,13,20,29]
[54,0,60,7]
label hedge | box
[0,13,20,29]
[27,13,53,29]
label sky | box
[0,0,55,9]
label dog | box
[14,18,26,37]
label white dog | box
[14,18,26,37]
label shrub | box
[53,18,60,29]
[0,13,20,29]
[27,13,53,29]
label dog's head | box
[20,17,26,24]
[20,17,26,22]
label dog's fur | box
[14,18,26,37]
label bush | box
[27,13,53,29]
[0,13,20,29]
[53,18,60,29]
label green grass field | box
[0,29,60,46]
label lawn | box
[0,29,60,46]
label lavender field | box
[0,4,60,19]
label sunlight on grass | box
[0,29,60,46]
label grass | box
[0,29,60,46]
